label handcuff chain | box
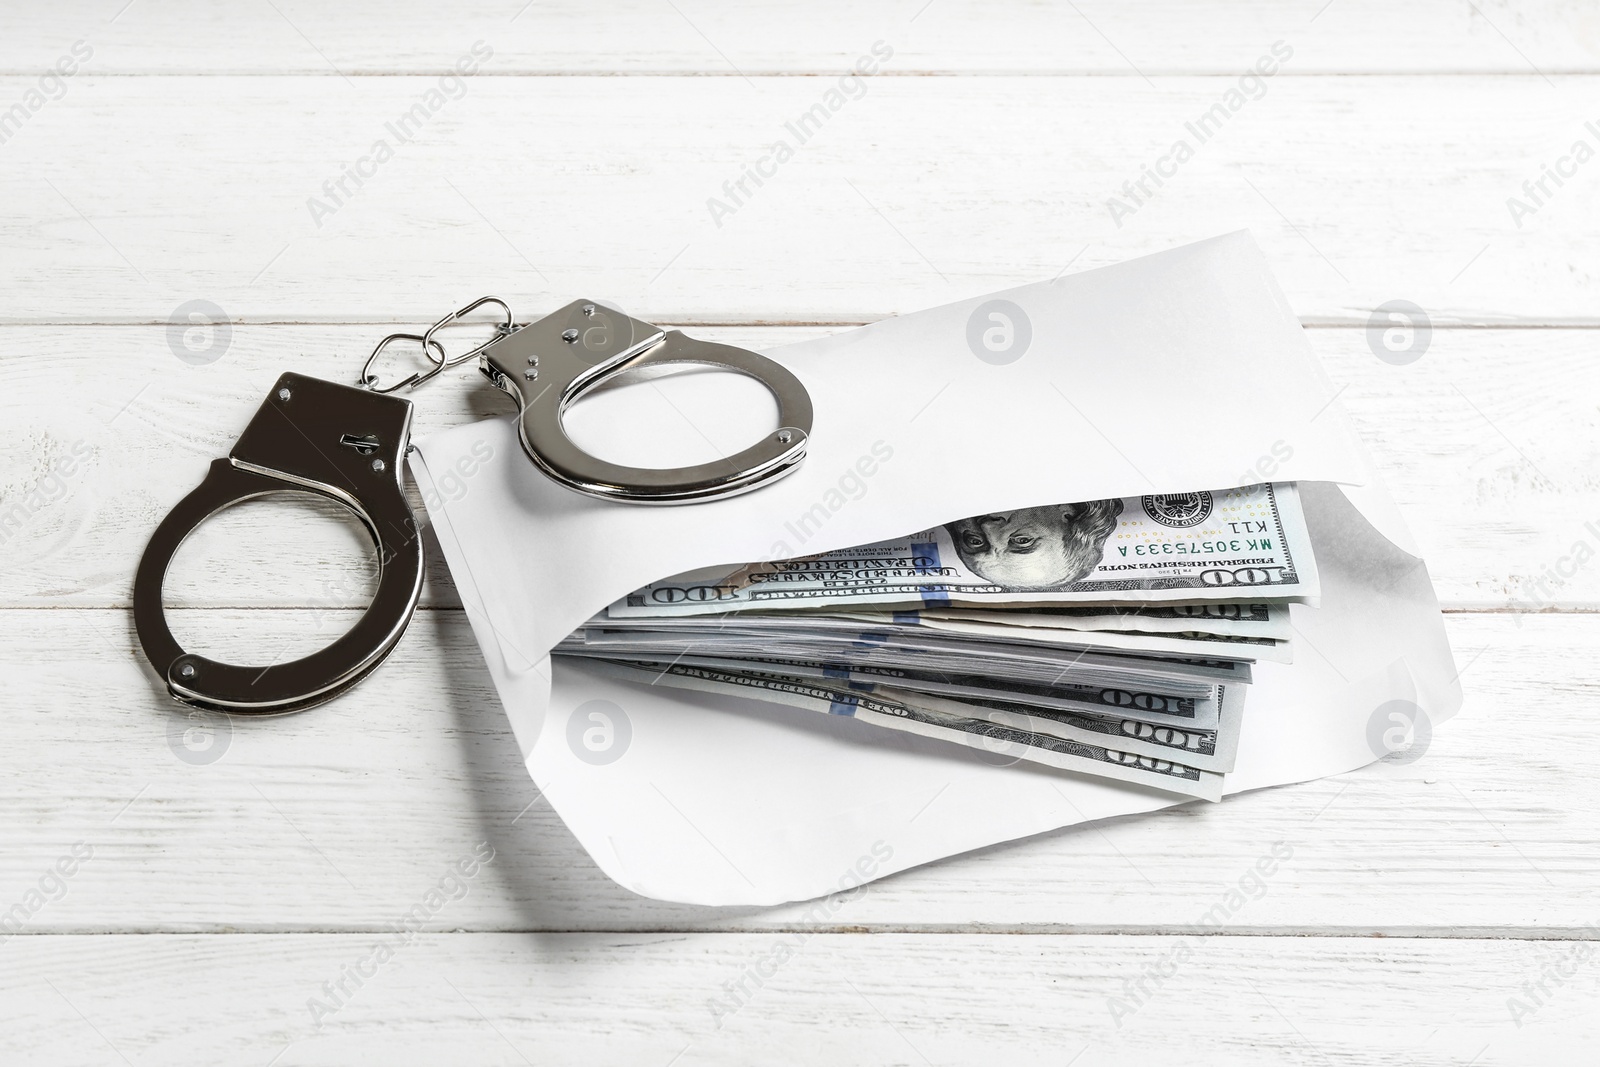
[359,295,519,394]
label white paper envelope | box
[411,232,1461,906]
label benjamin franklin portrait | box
[944,498,1123,590]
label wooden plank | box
[1,609,1594,933]
[2,932,1594,1065]
[2,324,1596,609]
[1,76,1597,323]
[6,0,1600,74]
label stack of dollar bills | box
[555,482,1317,801]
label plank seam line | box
[1,70,1598,78]
[3,606,1585,614]
[5,928,1600,940]
[1,322,1598,330]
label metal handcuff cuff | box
[132,299,813,715]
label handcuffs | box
[133,299,813,715]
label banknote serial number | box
[1117,538,1279,557]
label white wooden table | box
[4,2,1599,1062]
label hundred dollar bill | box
[909,601,1291,640]
[590,611,1288,663]
[609,482,1316,617]
[871,683,1245,773]
[606,600,1289,641]
[555,651,1226,729]
[562,624,1253,692]
[611,600,1290,640]
[574,657,1224,800]
[622,608,1291,663]
[878,613,1291,663]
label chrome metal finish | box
[359,297,517,394]
[133,374,424,715]
[420,295,516,370]
[360,333,448,394]
[479,299,813,504]
[133,295,816,716]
